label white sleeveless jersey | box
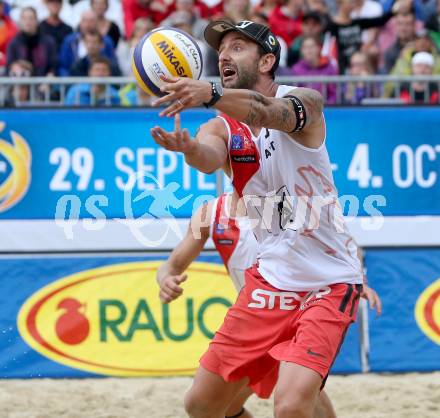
[210,193,258,291]
[219,85,362,291]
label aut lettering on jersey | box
[248,287,331,310]
[264,141,276,159]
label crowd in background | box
[0,0,439,106]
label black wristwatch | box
[203,82,224,108]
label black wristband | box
[286,95,307,132]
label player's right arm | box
[156,201,213,303]
[151,113,229,174]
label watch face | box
[216,82,224,96]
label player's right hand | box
[159,274,188,304]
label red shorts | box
[200,265,362,397]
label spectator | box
[7,7,57,76]
[221,0,253,23]
[169,0,208,40]
[306,0,328,13]
[324,0,411,74]
[254,0,280,19]
[161,10,217,77]
[382,11,416,73]
[391,30,440,74]
[65,56,120,105]
[117,16,153,76]
[269,0,304,47]
[4,59,33,106]
[385,30,440,95]
[352,0,383,19]
[425,0,440,29]
[425,0,440,49]
[0,0,17,73]
[351,0,383,70]
[291,35,338,102]
[39,0,73,53]
[343,51,379,103]
[91,0,121,48]
[119,82,154,106]
[68,0,123,31]
[191,0,215,19]
[413,0,436,21]
[287,11,325,66]
[58,9,117,76]
[10,0,55,24]
[397,51,439,102]
[122,0,170,39]
[70,30,121,75]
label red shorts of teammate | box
[200,264,362,398]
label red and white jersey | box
[217,85,362,291]
[210,193,258,291]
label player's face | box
[218,32,260,90]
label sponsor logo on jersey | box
[415,278,440,346]
[231,155,257,163]
[217,239,234,245]
[248,287,330,310]
[17,262,235,376]
[231,134,244,150]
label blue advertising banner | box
[366,248,440,372]
[0,109,218,220]
[0,107,439,220]
[0,254,361,378]
[325,107,440,216]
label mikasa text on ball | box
[132,27,203,97]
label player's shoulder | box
[281,86,323,102]
[200,116,229,135]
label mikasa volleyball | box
[132,27,203,97]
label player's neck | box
[253,78,279,98]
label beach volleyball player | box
[156,191,382,418]
[151,20,369,418]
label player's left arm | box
[215,87,325,149]
[154,76,325,149]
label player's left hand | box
[153,75,212,117]
[361,284,382,315]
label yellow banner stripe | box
[150,32,193,78]
[131,58,155,97]
[0,139,30,212]
[11,131,31,165]
[0,174,13,200]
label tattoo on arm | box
[244,92,293,131]
[243,88,323,132]
[244,92,269,126]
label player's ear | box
[259,53,276,75]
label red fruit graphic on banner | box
[17,262,235,376]
[55,298,90,345]
[415,278,440,346]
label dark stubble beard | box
[224,60,259,90]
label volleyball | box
[132,27,204,97]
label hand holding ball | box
[132,27,204,97]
